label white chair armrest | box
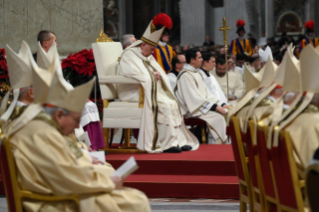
[99,76,140,84]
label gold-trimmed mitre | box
[140,21,164,47]
[45,71,95,113]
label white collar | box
[159,41,167,46]
[183,64,200,72]
[16,101,27,107]
[267,95,277,102]
[238,36,244,40]
[283,104,290,110]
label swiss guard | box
[229,19,253,57]
[152,13,176,73]
[299,20,319,53]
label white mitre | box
[36,41,58,69]
[32,57,56,103]
[1,41,34,123]
[259,46,273,63]
[5,41,33,89]
[45,71,95,113]
[140,21,165,47]
[127,21,165,50]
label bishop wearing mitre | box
[117,21,199,153]
[3,44,151,211]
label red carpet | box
[106,145,239,199]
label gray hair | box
[120,34,135,49]
[284,92,297,104]
[43,106,70,116]
[18,86,32,101]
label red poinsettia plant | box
[62,49,97,86]
[0,48,11,99]
[0,49,8,80]
[62,48,103,117]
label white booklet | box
[88,151,106,164]
[112,156,138,178]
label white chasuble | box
[175,65,227,142]
[118,47,198,153]
[10,118,151,212]
[211,68,244,100]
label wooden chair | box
[92,37,145,153]
[256,124,280,212]
[184,117,207,143]
[271,130,305,212]
[246,120,266,212]
[0,138,80,212]
[306,163,319,212]
[229,116,254,212]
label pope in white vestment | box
[117,21,199,153]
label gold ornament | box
[95,30,114,43]
[1,82,11,92]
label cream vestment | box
[175,64,227,142]
[117,47,199,152]
[9,112,150,212]
[211,68,244,99]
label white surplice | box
[198,68,227,105]
[175,64,227,142]
[117,47,199,153]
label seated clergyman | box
[5,70,151,212]
[174,48,228,144]
[117,21,199,153]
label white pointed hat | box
[36,41,58,70]
[282,48,301,93]
[45,71,95,113]
[244,64,263,93]
[259,56,278,88]
[5,41,33,89]
[300,45,319,92]
[140,21,165,47]
[32,58,56,103]
[273,44,294,86]
[259,46,273,63]
[36,41,64,77]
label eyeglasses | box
[178,61,186,64]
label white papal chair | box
[92,31,145,153]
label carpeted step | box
[108,159,236,176]
[124,174,239,199]
[107,145,239,199]
[106,145,237,176]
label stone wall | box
[0,0,103,56]
[180,0,206,46]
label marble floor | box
[0,196,244,212]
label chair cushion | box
[103,101,142,128]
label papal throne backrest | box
[92,41,123,100]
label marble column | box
[224,0,251,43]
[180,0,206,46]
[265,0,274,37]
[0,0,103,56]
